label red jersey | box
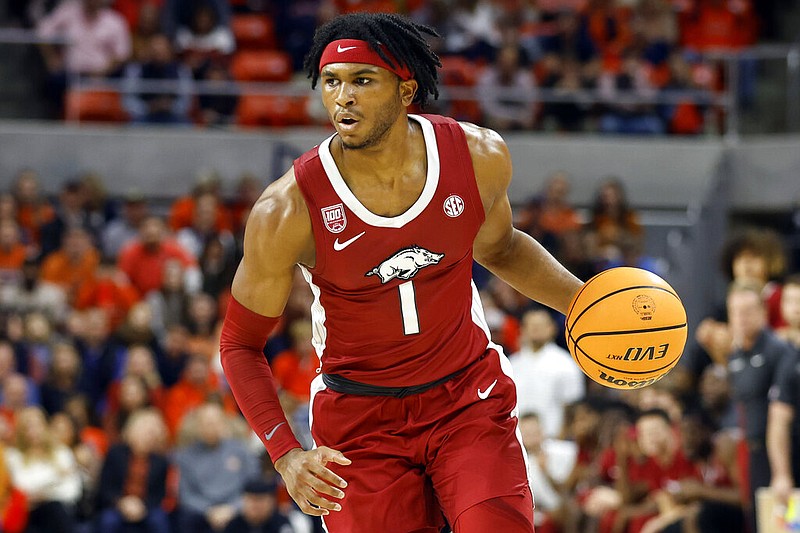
[294,114,494,387]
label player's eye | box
[355,77,371,85]
[323,78,338,87]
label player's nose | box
[334,83,356,107]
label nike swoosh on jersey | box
[477,379,498,400]
[337,45,357,52]
[333,231,366,251]
[264,422,285,441]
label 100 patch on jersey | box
[322,203,347,233]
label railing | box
[2,27,800,137]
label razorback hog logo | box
[366,246,444,284]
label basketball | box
[565,267,688,390]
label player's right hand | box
[274,446,351,516]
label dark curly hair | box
[303,12,441,107]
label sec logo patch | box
[443,195,464,218]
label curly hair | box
[303,12,441,107]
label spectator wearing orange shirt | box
[168,174,232,232]
[39,227,100,306]
[583,0,635,70]
[272,320,318,404]
[11,169,54,250]
[74,258,140,331]
[538,171,583,237]
[0,220,27,284]
[162,355,232,439]
[118,216,200,296]
[586,176,643,263]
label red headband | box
[319,39,413,81]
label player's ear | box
[399,79,418,107]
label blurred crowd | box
[0,0,786,133]
[1,162,799,533]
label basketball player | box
[220,12,583,533]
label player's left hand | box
[274,446,351,516]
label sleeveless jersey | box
[293,114,494,387]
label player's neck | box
[335,116,420,185]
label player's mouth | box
[337,113,360,132]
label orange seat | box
[438,56,482,122]
[231,14,276,50]
[230,50,293,82]
[65,89,128,122]
[236,94,311,127]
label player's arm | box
[767,400,795,505]
[220,170,349,516]
[465,123,582,315]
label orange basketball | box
[565,267,688,390]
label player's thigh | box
[453,493,534,533]
[426,352,532,525]
[310,387,444,533]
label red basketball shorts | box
[309,348,533,532]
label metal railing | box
[2,27,799,137]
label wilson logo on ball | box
[597,371,664,389]
[606,343,670,362]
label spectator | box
[148,259,192,338]
[776,274,800,349]
[49,411,102,526]
[658,51,709,135]
[122,33,194,125]
[586,176,643,262]
[105,344,164,417]
[102,375,153,445]
[196,61,240,127]
[0,442,27,533]
[539,9,597,65]
[156,325,191,388]
[200,236,238,298]
[184,292,220,360]
[72,307,122,410]
[222,477,296,533]
[583,0,634,66]
[163,354,228,438]
[39,180,89,259]
[477,44,537,131]
[169,173,232,232]
[174,402,259,533]
[11,169,54,250]
[539,57,593,132]
[518,412,577,532]
[440,0,501,61]
[40,226,100,306]
[79,172,117,241]
[537,171,583,238]
[74,257,140,331]
[96,408,171,533]
[40,342,83,415]
[0,259,68,321]
[101,190,149,260]
[36,0,132,115]
[633,0,677,68]
[18,311,56,386]
[640,409,744,533]
[0,373,40,438]
[4,406,81,533]
[175,2,235,76]
[176,192,236,261]
[510,307,585,437]
[118,215,200,296]
[697,363,738,430]
[598,50,664,135]
[129,2,163,62]
[161,0,231,39]
[0,220,27,285]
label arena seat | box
[236,94,311,127]
[231,14,277,50]
[65,88,128,123]
[438,56,482,123]
[230,50,293,82]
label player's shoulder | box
[247,167,310,238]
[457,121,511,162]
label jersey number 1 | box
[398,281,420,335]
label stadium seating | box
[231,14,277,50]
[236,94,311,127]
[65,88,128,123]
[230,50,293,82]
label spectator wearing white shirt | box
[4,406,81,533]
[510,308,585,438]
